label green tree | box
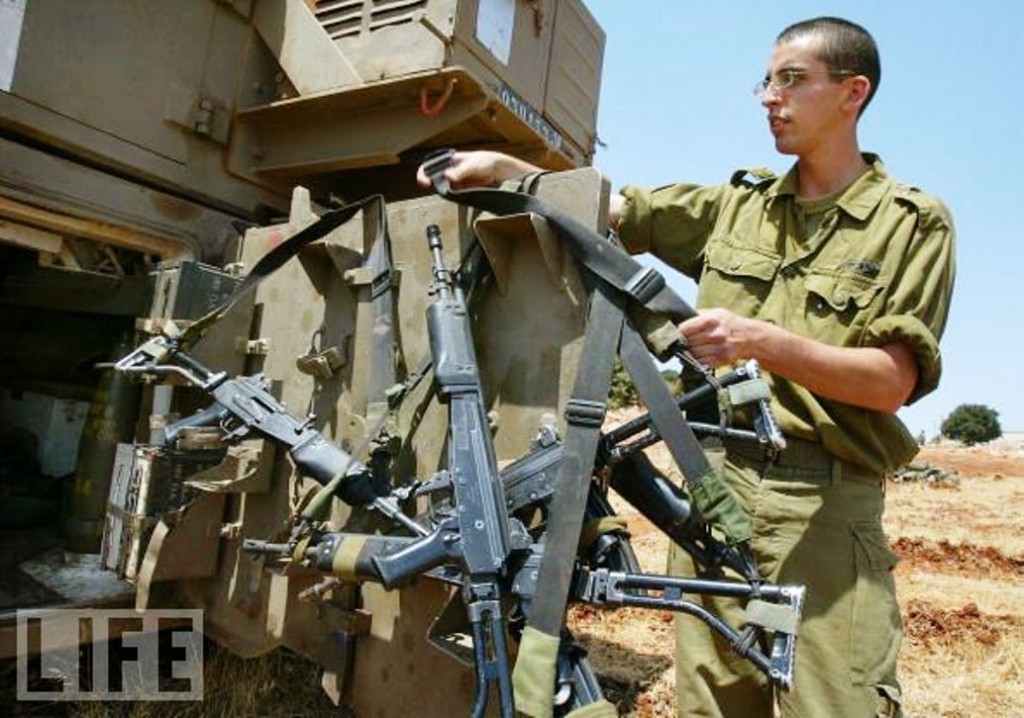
[606,363,683,410]
[607,360,639,409]
[940,404,1002,445]
[661,368,682,396]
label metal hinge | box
[164,84,230,145]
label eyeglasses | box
[753,69,855,100]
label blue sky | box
[585,0,1024,437]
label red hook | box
[420,78,457,117]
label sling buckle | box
[565,398,607,428]
[623,266,665,305]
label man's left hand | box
[678,308,759,368]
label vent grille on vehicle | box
[314,0,429,40]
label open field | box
[568,424,1024,717]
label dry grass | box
[885,475,1024,557]
[899,600,1024,717]
[883,443,1024,717]
[3,642,343,718]
[570,422,1024,717]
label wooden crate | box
[101,444,224,581]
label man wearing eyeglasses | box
[420,16,954,718]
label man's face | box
[761,35,851,156]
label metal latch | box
[296,346,346,378]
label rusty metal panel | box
[0,137,241,264]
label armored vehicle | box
[1,3,803,716]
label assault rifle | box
[111,189,805,717]
[116,341,374,501]
[116,225,527,716]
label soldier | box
[419,16,955,718]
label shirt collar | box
[766,153,889,222]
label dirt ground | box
[568,423,1024,717]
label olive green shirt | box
[618,155,956,473]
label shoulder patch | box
[730,166,776,188]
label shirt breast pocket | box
[803,271,885,335]
[701,239,781,315]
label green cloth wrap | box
[512,626,560,718]
[690,470,754,545]
[728,378,771,405]
[627,304,681,360]
[744,598,800,635]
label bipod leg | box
[575,567,804,690]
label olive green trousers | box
[669,450,903,718]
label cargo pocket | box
[850,522,902,687]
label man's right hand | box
[415,149,625,230]
[415,150,540,190]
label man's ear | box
[844,75,871,114]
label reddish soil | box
[893,537,1024,580]
[916,443,1024,478]
[903,599,1022,648]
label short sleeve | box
[863,198,956,404]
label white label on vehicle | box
[476,0,514,66]
[0,0,27,92]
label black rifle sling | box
[530,275,623,637]
[360,207,399,413]
[421,158,756,605]
[419,163,695,641]
[423,162,697,325]
[621,325,756,553]
[619,327,714,493]
[181,194,388,349]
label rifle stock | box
[424,223,516,717]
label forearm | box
[493,156,625,231]
[416,150,541,189]
[609,193,625,230]
[489,154,542,184]
[679,309,918,414]
[749,321,917,414]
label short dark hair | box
[777,17,881,115]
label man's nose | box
[759,87,781,108]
